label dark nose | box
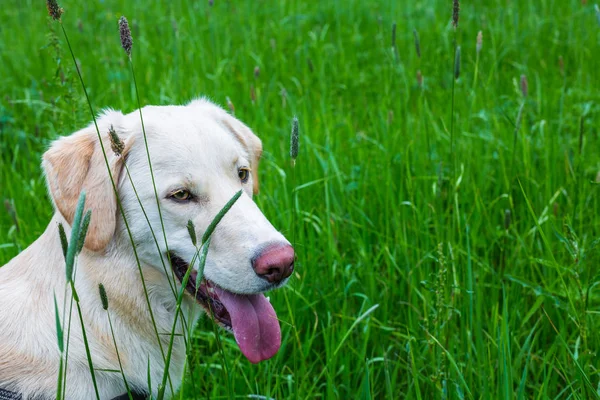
[252,244,295,284]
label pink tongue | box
[213,287,281,363]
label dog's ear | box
[219,117,263,195]
[43,119,132,251]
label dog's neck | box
[0,214,199,398]
[47,213,194,322]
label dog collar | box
[0,387,147,400]
[0,388,20,400]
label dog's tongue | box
[214,287,281,363]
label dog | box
[0,98,295,399]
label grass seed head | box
[76,210,92,254]
[4,199,18,232]
[454,46,461,79]
[98,284,109,310]
[226,96,235,114]
[476,31,483,54]
[280,88,287,108]
[417,69,423,87]
[108,125,125,156]
[187,220,197,246]
[290,117,299,161]
[520,74,528,97]
[119,16,133,57]
[452,0,460,28]
[558,55,564,76]
[58,223,68,258]
[254,66,260,78]
[413,29,421,58]
[391,23,398,60]
[46,0,63,21]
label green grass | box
[1,0,600,398]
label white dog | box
[0,99,295,399]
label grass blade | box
[201,190,242,244]
[65,191,86,282]
[54,293,64,400]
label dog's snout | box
[252,244,295,284]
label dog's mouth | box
[168,252,281,364]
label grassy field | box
[1,0,600,398]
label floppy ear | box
[219,117,263,195]
[43,123,131,251]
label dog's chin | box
[167,251,284,364]
[168,252,233,331]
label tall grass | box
[1,0,600,398]
[57,191,100,399]
[44,4,179,395]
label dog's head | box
[42,98,294,363]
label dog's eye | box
[170,189,192,202]
[238,167,250,183]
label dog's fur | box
[0,99,291,399]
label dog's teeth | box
[266,296,270,303]
[208,287,215,294]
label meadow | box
[1,0,600,398]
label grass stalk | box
[51,14,174,395]
[53,294,65,400]
[510,102,525,182]
[450,42,458,183]
[125,36,177,293]
[121,163,177,297]
[210,304,234,400]
[472,31,482,91]
[59,191,100,399]
[158,190,242,400]
[99,283,134,399]
[70,283,100,399]
[449,0,460,184]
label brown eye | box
[238,167,250,183]
[170,189,192,202]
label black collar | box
[109,391,149,400]
[0,387,148,400]
[0,388,20,400]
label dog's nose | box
[252,244,295,284]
